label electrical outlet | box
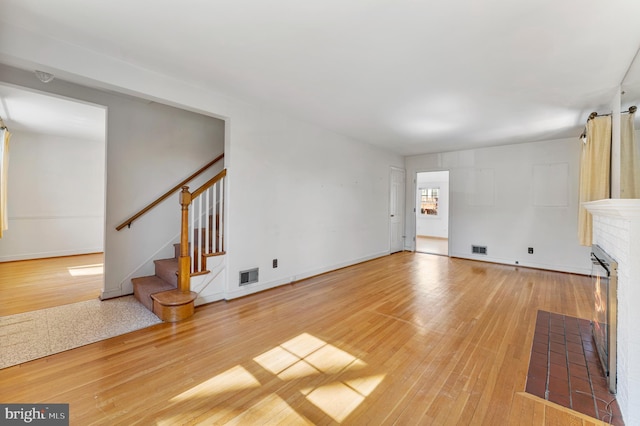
[528,247,534,254]
[273,259,278,268]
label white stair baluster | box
[190,194,195,273]
[196,193,202,272]
[212,181,218,252]
[205,186,210,255]
[220,177,225,252]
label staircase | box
[121,164,226,323]
[132,243,197,322]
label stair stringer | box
[191,254,226,306]
[107,232,179,299]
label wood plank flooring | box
[0,253,104,316]
[0,252,599,425]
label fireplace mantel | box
[583,199,640,218]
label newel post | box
[178,186,192,293]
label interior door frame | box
[0,82,107,289]
[389,166,406,253]
[414,169,450,256]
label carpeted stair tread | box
[154,258,179,287]
[132,276,176,311]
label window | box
[420,187,439,216]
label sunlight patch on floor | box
[253,346,301,375]
[253,333,385,423]
[225,393,314,425]
[167,333,386,423]
[280,332,326,358]
[67,264,103,276]
[304,344,357,375]
[300,373,385,422]
[277,359,321,381]
[170,365,260,402]
[345,372,386,397]
[253,333,364,379]
[305,382,366,423]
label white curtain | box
[0,127,10,238]
[578,116,611,246]
[620,111,640,198]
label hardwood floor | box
[0,253,104,316]
[0,252,601,425]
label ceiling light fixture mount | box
[35,70,55,83]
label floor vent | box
[472,245,488,255]
[239,268,259,286]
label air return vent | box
[472,245,487,255]
[239,268,259,286]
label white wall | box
[0,23,403,300]
[225,105,403,298]
[0,130,105,261]
[406,138,592,274]
[416,171,449,238]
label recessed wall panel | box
[533,163,569,207]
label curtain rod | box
[579,105,637,141]
[588,105,637,120]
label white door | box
[390,167,405,253]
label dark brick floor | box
[525,310,624,425]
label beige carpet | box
[0,296,162,369]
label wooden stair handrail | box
[191,169,227,199]
[116,153,224,231]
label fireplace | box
[590,244,618,394]
[583,198,640,423]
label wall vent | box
[239,268,259,286]
[472,245,488,255]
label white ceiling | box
[0,84,106,141]
[1,0,640,155]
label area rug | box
[525,310,624,425]
[0,296,162,369]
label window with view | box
[420,188,439,216]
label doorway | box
[0,83,107,309]
[415,171,449,255]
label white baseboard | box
[100,288,128,300]
[195,292,225,306]
[449,252,591,275]
[225,250,390,300]
[0,248,103,263]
